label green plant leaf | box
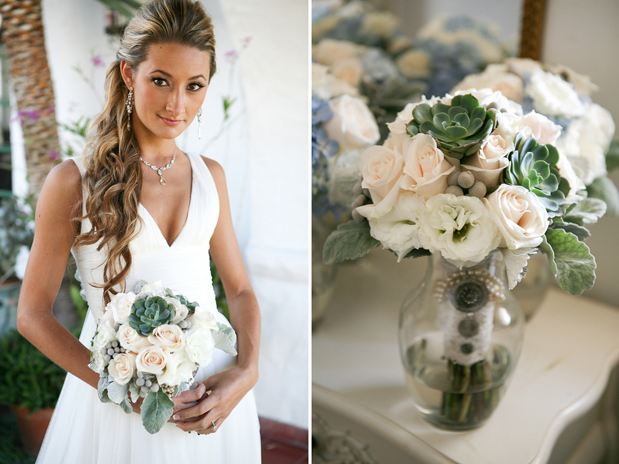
[322,220,379,265]
[543,228,596,295]
[563,198,607,226]
[98,375,113,403]
[213,322,238,356]
[107,380,129,404]
[587,176,619,216]
[141,389,174,434]
[549,221,591,241]
[119,398,132,414]
[606,138,619,172]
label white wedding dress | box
[35,152,261,463]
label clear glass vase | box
[399,250,525,431]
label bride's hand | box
[168,382,207,422]
[172,366,258,434]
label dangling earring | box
[125,86,134,131]
[197,108,202,139]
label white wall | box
[12,0,309,428]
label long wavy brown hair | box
[73,0,216,306]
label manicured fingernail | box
[173,415,180,420]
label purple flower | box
[48,150,59,161]
[241,36,253,49]
[91,53,104,67]
[225,49,238,62]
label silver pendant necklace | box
[139,147,177,185]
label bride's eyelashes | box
[150,77,205,92]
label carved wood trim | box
[519,0,546,60]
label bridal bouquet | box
[324,87,614,295]
[89,280,237,434]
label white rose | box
[419,194,500,268]
[105,292,137,325]
[107,352,136,386]
[330,57,363,87]
[386,96,442,135]
[462,131,511,188]
[164,297,189,324]
[147,324,184,352]
[400,133,456,198]
[312,63,359,100]
[396,49,431,79]
[452,66,523,102]
[556,152,585,203]
[188,306,219,331]
[116,323,151,353]
[484,184,549,250]
[361,11,399,39]
[518,111,562,145]
[135,345,170,376]
[156,350,195,387]
[526,70,583,118]
[355,140,404,219]
[184,328,216,365]
[313,39,366,67]
[91,322,116,351]
[368,191,426,261]
[323,94,380,151]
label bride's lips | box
[159,115,182,126]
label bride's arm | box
[16,159,100,390]
[173,157,261,433]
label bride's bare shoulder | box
[198,155,225,182]
[38,158,83,216]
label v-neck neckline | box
[138,151,196,248]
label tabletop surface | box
[312,250,619,464]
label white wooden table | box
[313,250,619,464]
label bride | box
[16,0,261,462]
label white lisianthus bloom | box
[116,323,151,353]
[368,191,426,261]
[108,352,136,386]
[396,49,431,79]
[313,38,366,67]
[484,184,549,249]
[330,57,364,88]
[312,63,359,100]
[386,96,442,135]
[556,103,615,185]
[355,140,404,219]
[156,350,195,387]
[323,94,380,151]
[526,70,583,118]
[14,246,30,280]
[165,297,189,324]
[452,65,523,102]
[139,280,167,298]
[400,133,456,198]
[556,152,585,203]
[189,306,219,331]
[148,324,184,352]
[136,345,170,376]
[184,328,216,365]
[91,322,117,351]
[443,88,523,115]
[105,292,137,325]
[419,194,500,268]
[90,350,106,375]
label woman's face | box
[122,43,211,140]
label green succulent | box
[165,288,198,315]
[504,136,570,216]
[406,94,497,160]
[129,296,176,336]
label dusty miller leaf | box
[501,248,537,290]
[322,220,379,265]
[98,375,113,403]
[563,198,607,226]
[542,228,596,295]
[587,176,619,216]
[141,389,174,434]
[107,380,129,404]
[213,322,237,356]
[606,138,619,172]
